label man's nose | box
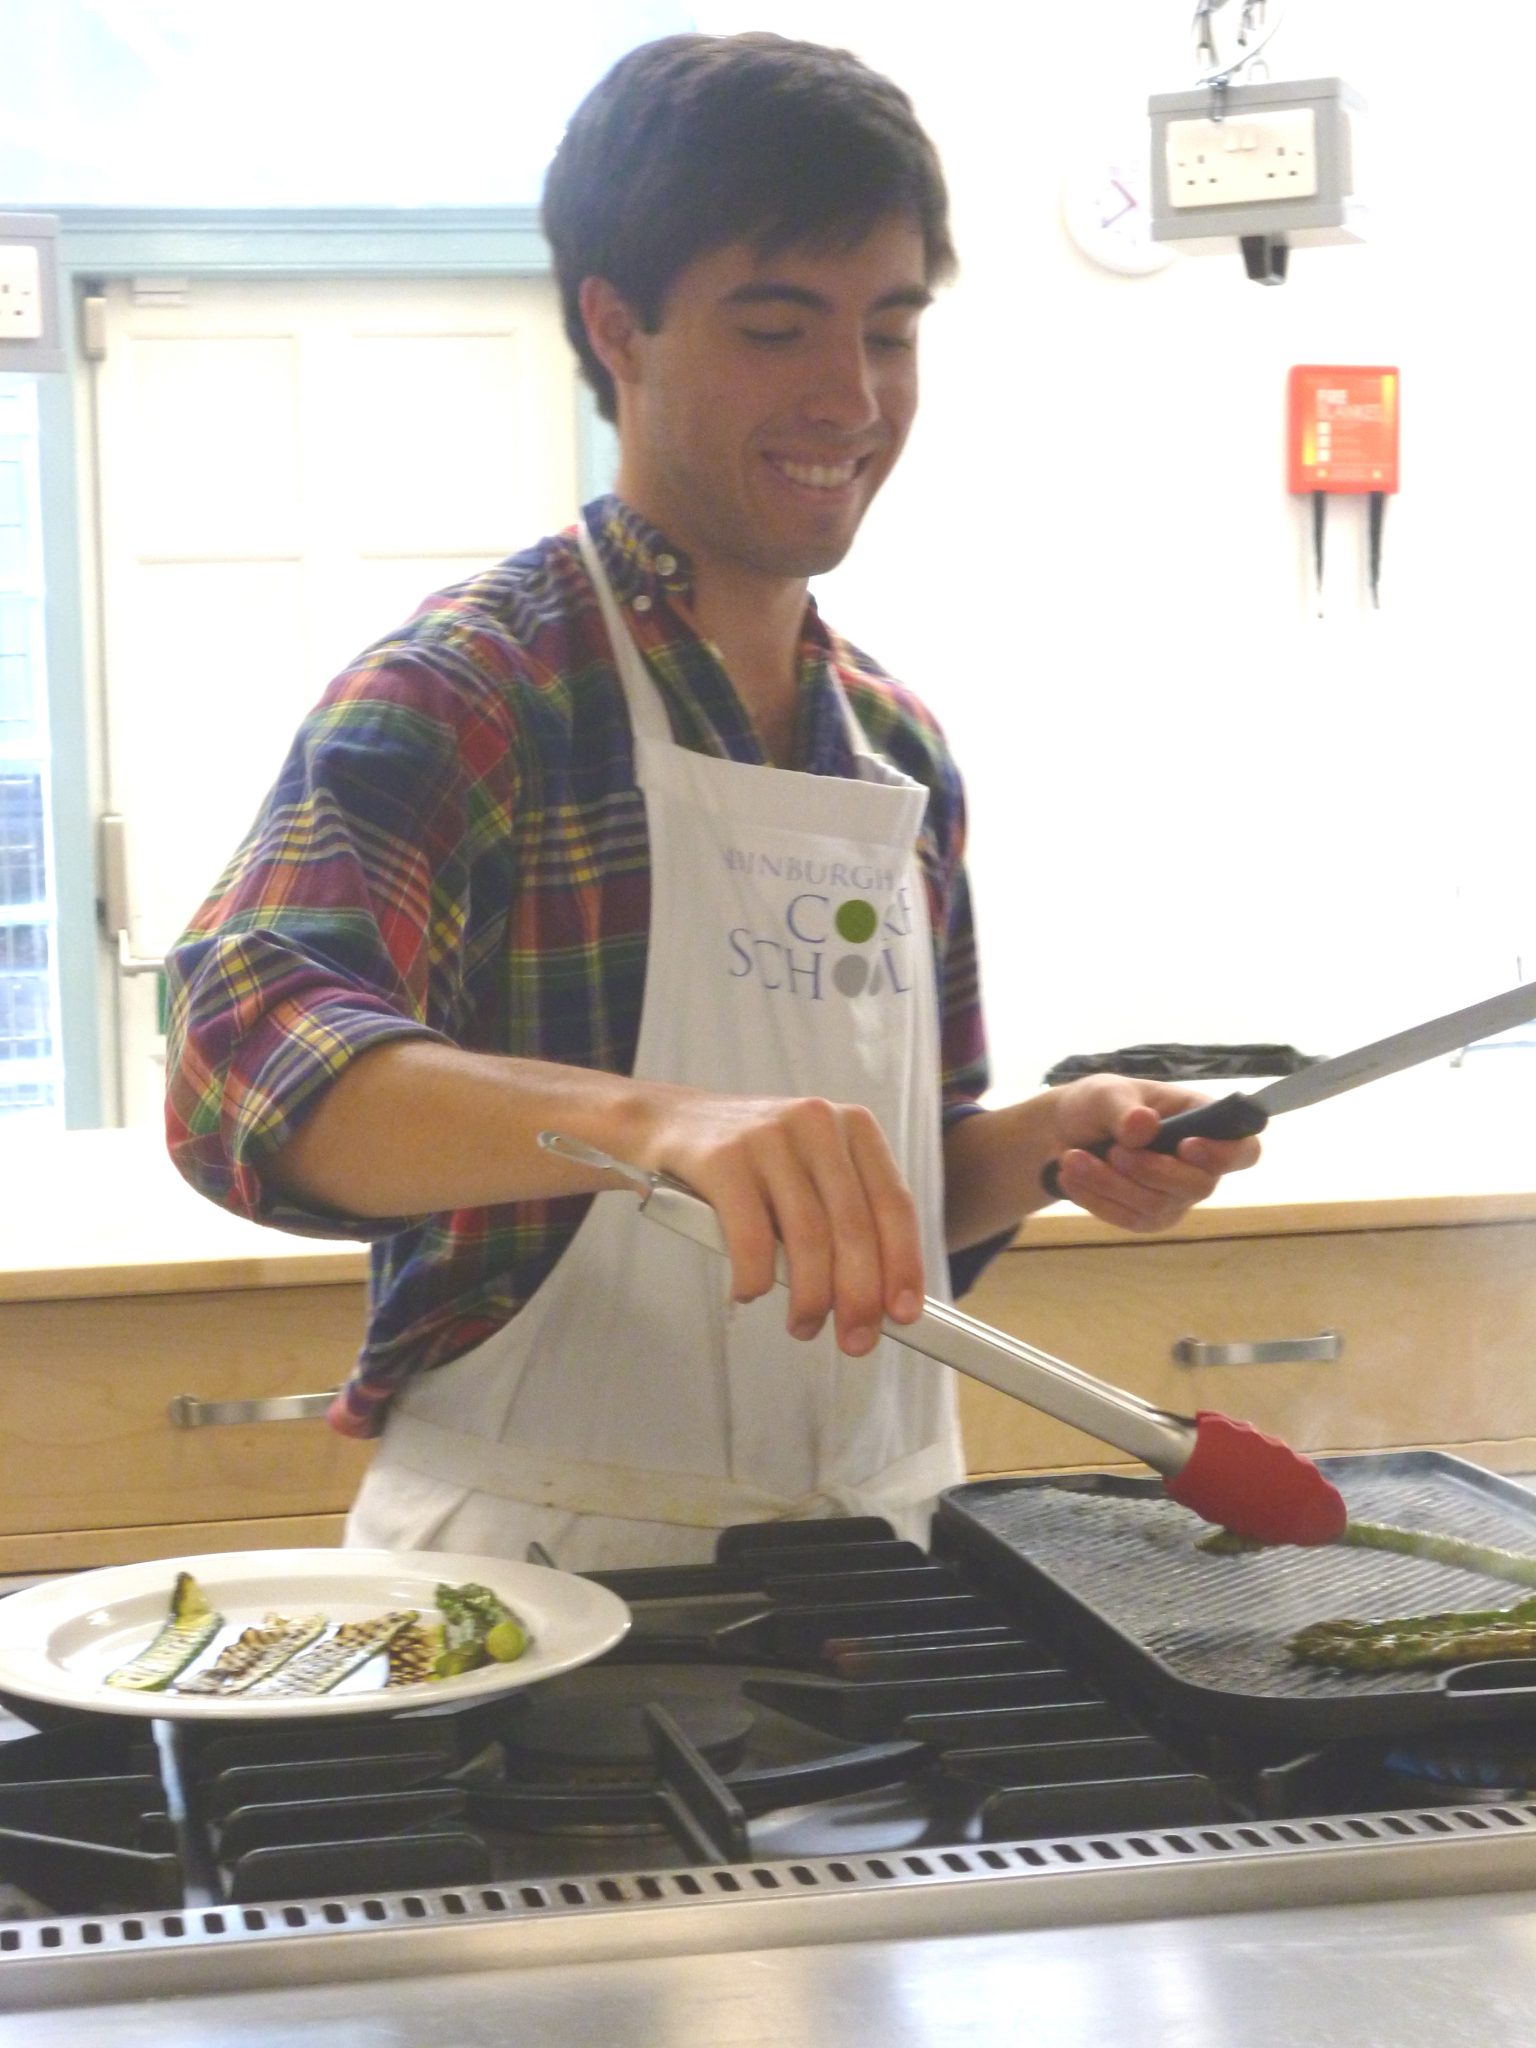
[800,335,881,431]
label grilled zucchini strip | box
[105,1572,222,1692]
[249,1611,416,1697]
[386,1618,447,1688]
[174,1612,327,1694]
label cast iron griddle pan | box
[936,1451,1536,1739]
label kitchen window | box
[3,0,684,1130]
[0,378,60,1128]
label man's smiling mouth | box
[765,455,865,491]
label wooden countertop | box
[5,1056,1535,1300]
[1,1129,370,1303]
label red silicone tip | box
[1163,1410,1347,1546]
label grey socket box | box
[0,214,64,373]
[1148,76,1367,250]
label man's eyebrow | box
[720,282,934,314]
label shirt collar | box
[579,493,849,772]
[582,494,695,609]
[581,493,836,651]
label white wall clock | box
[1060,151,1179,276]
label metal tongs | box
[538,1133,1347,1546]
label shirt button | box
[632,593,653,613]
[654,553,677,577]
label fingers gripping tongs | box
[537,1133,1346,1546]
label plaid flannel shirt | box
[165,497,992,1436]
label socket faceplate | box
[0,243,44,340]
[1166,108,1319,209]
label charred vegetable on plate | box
[104,1571,222,1691]
[251,1611,418,1697]
[434,1581,531,1677]
[101,1575,534,1698]
[1198,1520,1536,1674]
[176,1612,327,1695]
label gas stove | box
[7,1485,1536,2022]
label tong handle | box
[1039,1092,1271,1201]
[640,1186,1194,1476]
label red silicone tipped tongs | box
[538,1133,1347,1547]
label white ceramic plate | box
[0,1549,631,1723]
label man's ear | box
[579,277,645,395]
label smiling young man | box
[579,222,929,768]
[164,33,1259,1570]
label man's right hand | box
[624,1085,926,1357]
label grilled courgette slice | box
[250,1611,416,1697]
[174,1611,327,1694]
[386,1617,447,1688]
[105,1571,222,1691]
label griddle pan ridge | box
[937,1452,1536,1739]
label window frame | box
[38,206,612,1125]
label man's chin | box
[755,527,861,580]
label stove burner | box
[10,1501,1522,1934]
[500,1666,755,1779]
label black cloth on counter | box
[1043,1043,1320,1086]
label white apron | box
[345,526,963,1569]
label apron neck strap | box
[576,522,672,744]
[576,518,884,768]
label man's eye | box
[868,331,917,353]
[740,326,801,345]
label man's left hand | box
[1046,1075,1261,1234]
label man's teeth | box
[772,458,859,489]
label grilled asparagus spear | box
[1200,1519,1536,1592]
[1197,1520,1536,1672]
[434,1582,530,1677]
[1292,1608,1536,1672]
[105,1572,222,1691]
[1332,1522,1536,1591]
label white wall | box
[699,2,1536,1104]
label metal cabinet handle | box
[1171,1331,1342,1368]
[169,1392,336,1427]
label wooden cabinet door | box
[957,1224,1536,1477]
[0,1284,373,1568]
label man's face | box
[605,217,931,587]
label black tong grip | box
[1039,1092,1271,1201]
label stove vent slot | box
[8,1798,1536,2002]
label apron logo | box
[724,853,916,1002]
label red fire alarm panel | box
[1287,364,1399,495]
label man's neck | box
[609,486,812,766]
[691,563,809,768]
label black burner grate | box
[12,1502,1527,1921]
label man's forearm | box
[942,1098,1056,1252]
[265,1039,667,1216]
[264,1039,931,1359]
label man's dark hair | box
[542,32,957,422]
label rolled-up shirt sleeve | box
[165,646,509,1237]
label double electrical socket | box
[1165,107,1319,210]
[0,243,45,342]
[1147,78,1366,258]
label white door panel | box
[119,335,305,557]
[91,273,578,1127]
